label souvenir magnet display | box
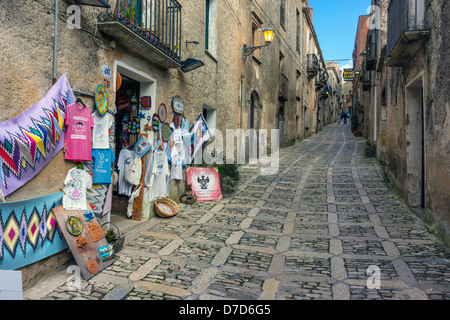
[161,122,171,142]
[158,103,167,122]
[172,97,184,114]
[94,84,108,116]
[140,96,151,110]
[66,216,83,236]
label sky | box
[308,0,373,71]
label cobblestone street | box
[24,124,450,300]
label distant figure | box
[343,112,348,124]
[337,113,341,124]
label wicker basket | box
[155,197,179,218]
[101,221,125,253]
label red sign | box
[186,167,223,201]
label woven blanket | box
[0,74,74,197]
[0,192,68,270]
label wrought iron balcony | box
[307,53,319,79]
[386,0,429,67]
[365,29,377,71]
[97,0,182,69]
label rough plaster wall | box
[427,0,450,236]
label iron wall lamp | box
[242,27,275,61]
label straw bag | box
[154,198,179,218]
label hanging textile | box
[0,74,74,197]
[0,192,68,270]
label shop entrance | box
[111,62,156,219]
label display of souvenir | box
[66,216,83,236]
[152,113,160,131]
[140,96,151,110]
[84,210,94,222]
[172,96,184,114]
[95,84,108,116]
[158,103,167,122]
[161,122,171,142]
[173,113,180,128]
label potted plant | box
[102,222,124,252]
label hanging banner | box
[186,167,222,201]
[0,192,68,270]
[189,114,212,164]
[0,74,74,197]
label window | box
[205,0,217,56]
[202,104,216,135]
[280,0,286,29]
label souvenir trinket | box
[158,103,167,122]
[161,122,171,142]
[77,235,87,248]
[86,258,99,275]
[66,216,83,236]
[152,113,160,131]
[94,84,108,116]
[172,97,184,114]
[140,96,151,110]
[173,114,180,128]
[84,210,94,222]
[99,244,116,262]
[88,221,105,242]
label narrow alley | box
[24,124,450,301]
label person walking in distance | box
[343,112,348,124]
[337,113,341,124]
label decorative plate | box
[158,103,167,122]
[95,84,108,116]
[161,122,171,141]
[172,97,184,114]
[140,96,151,110]
[173,114,180,128]
[66,216,83,236]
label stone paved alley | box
[24,124,450,300]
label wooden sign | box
[52,205,116,280]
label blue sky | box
[308,0,372,70]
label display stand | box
[52,205,116,280]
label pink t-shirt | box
[64,103,94,161]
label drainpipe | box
[52,0,59,85]
[239,73,245,164]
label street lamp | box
[242,27,275,61]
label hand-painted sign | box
[172,97,184,114]
[186,167,222,201]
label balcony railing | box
[307,53,319,79]
[386,0,429,66]
[365,30,377,70]
[98,0,182,68]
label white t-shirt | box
[63,168,92,210]
[117,148,135,196]
[92,112,113,149]
[148,150,170,202]
[170,129,184,180]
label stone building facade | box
[353,0,450,246]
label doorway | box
[405,74,425,210]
